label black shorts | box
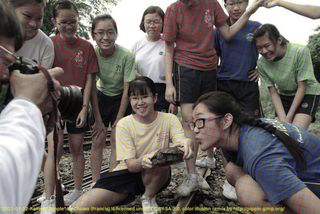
[155,83,170,112]
[61,120,89,134]
[217,80,262,117]
[93,169,171,205]
[173,62,217,104]
[97,91,132,127]
[279,95,320,122]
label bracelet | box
[82,105,88,109]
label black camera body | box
[6,57,88,123]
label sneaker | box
[141,195,158,214]
[64,189,83,206]
[37,192,46,203]
[196,157,216,169]
[196,174,211,191]
[222,180,237,201]
[40,196,55,214]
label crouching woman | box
[191,91,320,213]
[71,76,192,213]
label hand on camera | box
[140,152,157,169]
[10,67,63,130]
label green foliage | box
[307,26,320,82]
[41,0,119,39]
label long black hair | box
[194,91,306,169]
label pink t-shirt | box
[162,0,227,71]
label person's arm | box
[286,81,306,123]
[113,82,129,128]
[264,0,320,19]
[0,99,45,207]
[269,87,287,121]
[76,73,92,128]
[126,152,156,173]
[0,67,62,207]
[90,73,106,137]
[284,187,320,213]
[218,0,264,40]
[164,41,176,104]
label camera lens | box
[58,85,83,122]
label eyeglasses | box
[94,31,116,38]
[57,21,77,27]
[130,95,153,102]
[189,115,224,130]
[144,19,162,26]
[226,0,245,7]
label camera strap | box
[37,66,66,213]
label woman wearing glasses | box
[71,76,192,214]
[91,14,137,172]
[131,6,177,114]
[191,91,320,213]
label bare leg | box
[44,130,64,198]
[109,128,117,171]
[72,188,127,214]
[69,133,85,190]
[180,103,197,174]
[292,113,312,130]
[142,166,170,197]
[90,130,106,183]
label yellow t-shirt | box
[114,112,187,171]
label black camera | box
[6,57,89,122]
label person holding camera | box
[0,2,63,210]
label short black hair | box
[0,2,23,50]
[52,0,78,19]
[253,24,288,46]
[128,76,156,97]
[139,6,165,33]
[91,14,118,36]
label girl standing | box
[131,6,176,114]
[42,0,100,208]
[91,14,137,170]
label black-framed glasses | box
[189,115,224,130]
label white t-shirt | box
[131,36,165,83]
[16,30,54,69]
[0,99,45,211]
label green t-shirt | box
[96,44,137,96]
[258,43,320,96]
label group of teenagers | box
[2,0,320,213]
